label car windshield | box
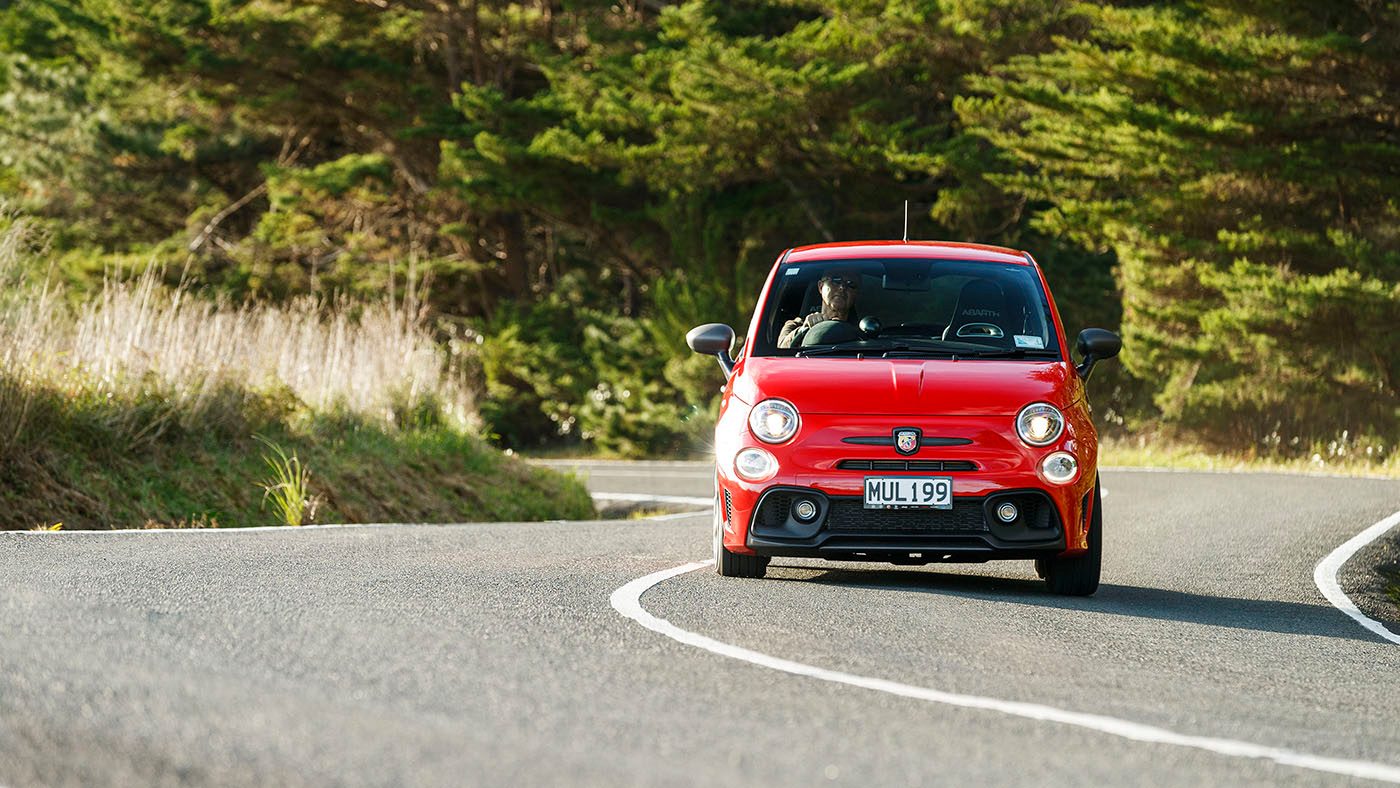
[752,258,1062,359]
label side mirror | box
[1075,328,1121,380]
[686,323,736,376]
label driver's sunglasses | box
[823,276,859,290]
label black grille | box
[994,492,1055,530]
[836,459,978,472]
[754,491,798,531]
[723,488,732,526]
[825,497,989,534]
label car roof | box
[784,240,1030,266]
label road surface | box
[2,463,1398,786]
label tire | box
[714,493,769,578]
[1043,478,1101,596]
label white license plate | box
[863,476,953,509]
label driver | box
[777,271,858,348]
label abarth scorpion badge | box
[894,428,920,455]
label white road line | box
[635,510,712,522]
[7,508,711,535]
[530,460,711,468]
[1314,509,1400,645]
[567,469,713,479]
[8,521,415,535]
[611,561,1400,784]
[591,492,713,506]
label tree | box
[962,1,1400,446]
[0,0,626,306]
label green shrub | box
[479,280,719,458]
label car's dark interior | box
[758,259,1053,356]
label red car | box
[686,241,1120,595]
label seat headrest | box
[953,279,1005,322]
[943,278,1009,343]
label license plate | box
[863,476,953,509]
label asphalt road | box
[2,464,1398,786]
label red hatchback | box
[686,241,1120,595]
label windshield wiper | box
[881,349,957,358]
[796,342,909,357]
[957,348,1062,360]
[796,342,1057,360]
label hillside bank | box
[0,218,592,529]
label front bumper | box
[740,485,1066,563]
[714,410,1098,561]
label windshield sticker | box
[1014,334,1046,349]
[784,267,799,276]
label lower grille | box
[754,490,798,531]
[998,492,1055,531]
[722,488,733,526]
[825,498,989,534]
[836,459,978,471]
[749,489,1060,542]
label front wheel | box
[714,493,768,578]
[1042,479,1102,596]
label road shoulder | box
[1339,526,1400,632]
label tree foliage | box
[2,0,1395,455]
[963,1,1400,445]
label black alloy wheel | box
[1041,478,1102,596]
[714,492,769,578]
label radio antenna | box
[902,200,909,243]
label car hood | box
[731,356,1074,416]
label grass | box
[1098,434,1400,478]
[1,389,593,528]
[0,211,593,529]
[255,435,318,526]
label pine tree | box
[962,1,1400,447]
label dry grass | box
[0,211,594,529]
[0,211,476,453]
[1099,434,1400,479]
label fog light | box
[734,447,778,481]
[995,502,1019,523]
[793,499,818,522]
[1040,451,1079,485]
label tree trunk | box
[499,213,530,296]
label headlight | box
[1040,451,1079,485]
[748,399,800,444]
[735,447,778,481]
[1016,402,1064,446]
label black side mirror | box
[1075,328,1121,380]
[686,323,736,376]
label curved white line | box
[612,561,1400,784]
[8,507,712,535]
[1314,509,1400,645]
[9,521,413,535]
[591,492,713,506]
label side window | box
[765,275,820,346]
[1011,277,1047,340]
